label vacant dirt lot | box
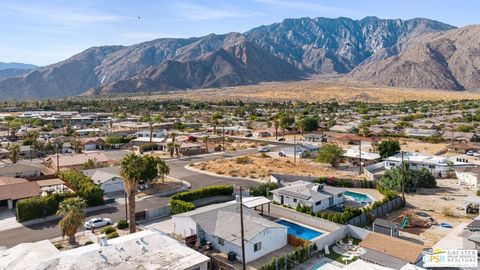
[192,154,365,180]
[399,139,449,155]
[384,178,475,247]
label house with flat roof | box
[359,232,425,269]
[132,129,168,145]
[404,128,442,138]
[455,166,480,187]
[0,230,209,270]
[270,181,346,212]
[384,152,470,178]
[343,148,381,166]
[173,201,287,263]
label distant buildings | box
[43,152,111,171]
[455,167,480,187]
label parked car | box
[467,150,476,156]
[473,152,480,157]
[278,151,287,157]
[84,217,112,229]
[258,147,271,152]
[245,133,253,138]
[277,138,286,141]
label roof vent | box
[312,184,324,192]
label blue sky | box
[1,0,478,66]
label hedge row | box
[259,244,318,270]
[59,170,104,206]
[295,186,399,224]
[314,177,375,189]
[170,185,233,214]
[16,192,76,222]
[171,185,233,202]
[249,182,278,197]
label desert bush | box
[442,207,455,217]
[116,220,129,229]
[101,226,116,234]
[107,231,119,239]
[236,156,251,164]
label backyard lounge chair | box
[324,245,330,255]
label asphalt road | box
[0,147,277,248]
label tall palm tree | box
[202,136,210,153]
[7,144,20,164]
[169,132,178,157]
[157,159,170,182]
[57,197,86,245]
[273,117,280,140]
[120,153,144,233]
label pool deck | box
[347,188,383,201]
[294,257,343,270]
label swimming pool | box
[276,219,322,240]
[344,191,372,204]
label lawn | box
[324,237,361,264]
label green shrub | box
[116,219,129,229]
[107,231,119,239]
[249,182,278,197]
[477,190,480,196]
[171,185,233,202]
[171,199,196,214]
[59,170,104,206]
[84,241,94,245]
[101,225,116,234]
[139,143,158,153]
[54,243,63,249]
[16,192,76,222]
[170,185,233,214]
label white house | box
[384,152,470,178]
[270,181,346,212]
[455,167,480,187]
[82,166,124,194]
[343,148,381,166]
[0,230,210,270]
[132,129,168,145]
[173,201,288,263]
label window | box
[293,198,297,203]
[328,197,334,206]
[429,165,435,169]
[315,201,321,206]
[153,134,157,138]
[388,163,396,167]
[218,237,224,246]
[338,194,342,198]
[254,242,262,252]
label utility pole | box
[358,140,362,174]
[239,186,246,270]
[401,151,405,204]
[293,105,297,164]
[222,124,225,151]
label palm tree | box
[273,117,280,140]
[202,136,210,153]
[71,133,82,153]
[8,144,20,164]
[211,112,223,134]
[157,159,170,182]
[169,132,178,157]
[120,153,144,233]
[57,197,86,245]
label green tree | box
[169,132,178,157]
[378,139,400,158]
[316,144,344,167]
[83,159,95,169]
[157,158,170,182]
[8,144,20,164]
[211,112,223,134]
[297,116,319,133]
[279,113,295,136]
[202,135,210,153]
[120,153,161,233]
[57,197,86,245]
[272,116,280,139]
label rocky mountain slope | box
[349,25,480,91]
[0,16,461,99]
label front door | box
[280,195,284,204]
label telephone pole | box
[401,151,405,204]
[239,186,246,270]
[358,140,362,174]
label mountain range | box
[0,62,37,80]
[1,16,479,100]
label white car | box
[258,147,271,152]
[84,217,112,229]
[473,152,480,157]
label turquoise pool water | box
[344,191,372,204]
[276,219,322,240]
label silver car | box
[84,217,112,229]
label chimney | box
[98,234,108,246]
[312,184,324,192]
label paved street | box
[0,148,274,248]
